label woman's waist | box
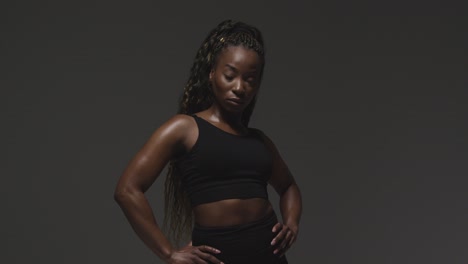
[193,197,274,227]
[191,206,281,261]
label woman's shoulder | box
[167,113,195,123]
[160,114,197,134]
[148,114,198,155]
[248,127,267,138]
[162,113,196,125]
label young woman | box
[114,20,302,264]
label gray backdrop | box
[3,0,467,263]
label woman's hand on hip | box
[271,222,298,257]
[167,242,224,264]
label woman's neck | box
[205,104,244,126]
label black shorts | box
[192,211,289,264]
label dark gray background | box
[3,0,467,263]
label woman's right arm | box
[113,115,222,264]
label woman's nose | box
[232,80,245,96]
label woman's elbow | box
[113,185,140,204]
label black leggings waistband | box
[192,211,288,264]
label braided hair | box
[163,20,265,244]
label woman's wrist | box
[160,247,174,263]
[284,221,299,234]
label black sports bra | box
[175,115,273,207]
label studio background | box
[3,1,467,263]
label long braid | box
[163,20,265,244]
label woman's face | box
[209,45,262,113]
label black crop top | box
[175,115,273,207]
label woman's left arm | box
[257,130,303,257]
[275,178,301,249]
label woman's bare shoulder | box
[165,114,195,127]
[156,114,197,139]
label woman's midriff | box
[193,198,274,227]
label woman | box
[114,20,302,264]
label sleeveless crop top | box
[175,115,273,207]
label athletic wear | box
[175,114,273,207]
[192,211,289,264]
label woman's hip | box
[192,211,288,264]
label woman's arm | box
[257,130,302,257]
[114,115,222,264]
[274,180,302,256]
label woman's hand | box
[271,222,298,257]
[167,242,224,264]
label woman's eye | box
[224,75,234,81]
[246,78,256,85]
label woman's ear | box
[209,69,214,81]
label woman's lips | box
[227,98,244,106]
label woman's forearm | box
[279,182,302,231]
[114,189,173,262]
